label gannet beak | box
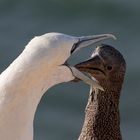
[74,52,105,91]
[68,34,116,91]
[69,66,104,91]
[71,34,116,53]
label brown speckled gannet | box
[76,44,126,140]
[0,32,115,140]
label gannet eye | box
[106,65,113,71]
[70,42,80,54]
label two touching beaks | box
[69,33,116,91]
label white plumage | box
[0,32,114,140]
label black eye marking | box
[71,43,77,54]
[106,65,113,71]
[71,38,97,54]
[70,41,80,54]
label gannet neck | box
[0,41,74,140]
[0,32,115,140]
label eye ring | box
[106,65,113,71]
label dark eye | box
[106,65,113,71]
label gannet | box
[76,44,126,140]
[0,32,115,140]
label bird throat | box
[78,88,122,140]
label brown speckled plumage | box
[76,44,126,140]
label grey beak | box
[69,33,116,91]
[71,34,116,53]
[69,66,104,91]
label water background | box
[0,0,140,139]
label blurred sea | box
[0,0,140,140]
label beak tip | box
[95,84,104,91]
[109,34,117,40]
[100,87,104,91]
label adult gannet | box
[0,32,115,140]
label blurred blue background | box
[0,0,139,139]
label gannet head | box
[24,32,115,90]
[75,44,126,90]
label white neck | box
[0,49,74,140]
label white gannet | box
[0,32,115,140]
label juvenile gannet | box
[76,44,126,140]
[0,32,115,140]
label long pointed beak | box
[69,66,104,91]
[68,34,116,91]
[71,34,116,53]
